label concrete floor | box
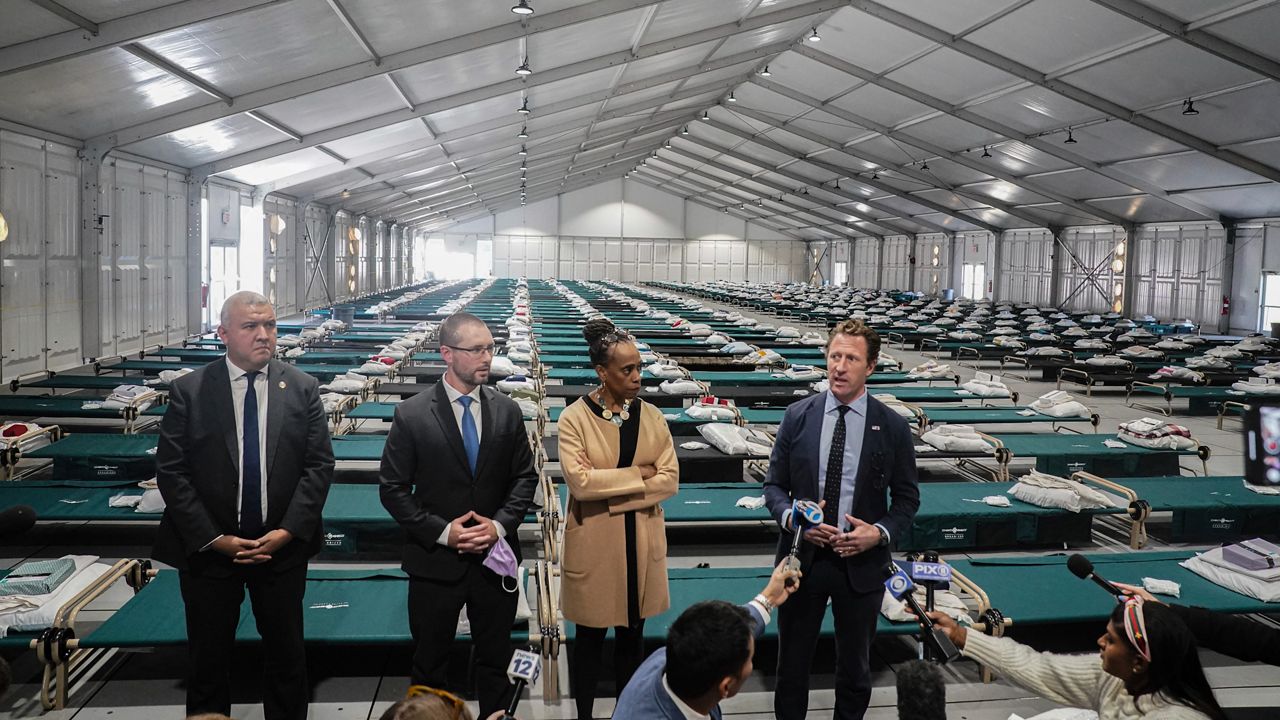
[2,289,1277,720]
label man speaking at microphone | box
[764,320,919,720]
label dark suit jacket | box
[378,381,538,581]
[612,603,767,720]
[764,391,920,594]
[153,358,336,576]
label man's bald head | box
[220,290,271,328]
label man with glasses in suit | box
[379,312,538,717]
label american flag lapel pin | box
[871,425,880,431]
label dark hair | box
[666,601,753,700]
[440,312,487,347]
[583,318,631,367]
[1107,602,1227,720]
[895,660,945,720]
[826,319,881,361]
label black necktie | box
[823,405,850,527]
[240,371,263,539]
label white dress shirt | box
[436,379,505,546]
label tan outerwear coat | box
[558,397,678,628]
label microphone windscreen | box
[1066,553,1093,580]
[0,505,36,538]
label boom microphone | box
[0,505,36,539]
[1066,554,1123,597]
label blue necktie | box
[240,371,263,538]
[457,395,479,475]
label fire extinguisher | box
[1221,295,1230,316]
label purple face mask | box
[483,537,520,592]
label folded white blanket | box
[1084,355,1129,367]
[659,379,702,395]
[921,425,993,452]
[1028,390,1091,419]
[321,371,370,394]
[961,372,1011,398]
[646,361,685,379]
[1008,470,1120,513]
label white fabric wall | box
[912,233,952,295]
[1132,224,1225,327]
[0,131,82,379]
[881,236,912,290]
[997,229,1053,306]
[852,237,880,288]
[1059,227,1126,313]
[263,195,300,316]
[1233,222,1280,333]
[302,204,334,308]
[481,180,806,282]
[97,156,189,357]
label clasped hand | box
[800,500,879,557]
[447,510,499,554]
[212,528,293,565]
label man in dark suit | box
[379,311,538,716]
[764,319,920,720]
[155,290,335,720]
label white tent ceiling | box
[2,0,1278,239]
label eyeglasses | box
[405,685,467,718]
[444,344,497,357]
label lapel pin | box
[871,425,880,431]
[279,381,287,389]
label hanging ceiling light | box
[871,170,879,180]
[515,57,532,76]
[518,145,528,156]
[981,146,992,158]
[681,126,689,135]
[760,65,771,77]
[1064,128,1077,144]
[518,98,531,114]
[701,110,710,121]
[807,27,821,42]
[726,91,737,103]
[511,0,533,15]
[1182,98,1199,116]
[920,160,929,171]
[517,126,528,138]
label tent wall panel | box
[998,229,1053,306]
[881,236,912,290]
[852,238,879,288]
[1060,227,1125,314]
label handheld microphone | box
[504,648,540,719]
[1066,554,1123,597]
[0,505,36,539]
[784,500,824,587]
[885,564,960,663]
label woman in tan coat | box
[558,317,678,720]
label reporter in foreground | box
[924,599,1228,719]
[1115,583,1280,667]
[611,560,802,720]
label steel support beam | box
[677,134,944,235]
[848,0,1280,185]
[26,0,98,33]
[1087,0,1280,83]
[1220,220,1237,334]
[708,109,1045,230]
[1,0,284,77]
[272,45,782,200]
[662,144,903,236]
[751,74,1133,228]
[727,105,1003,233]
[792,44,1221,221]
